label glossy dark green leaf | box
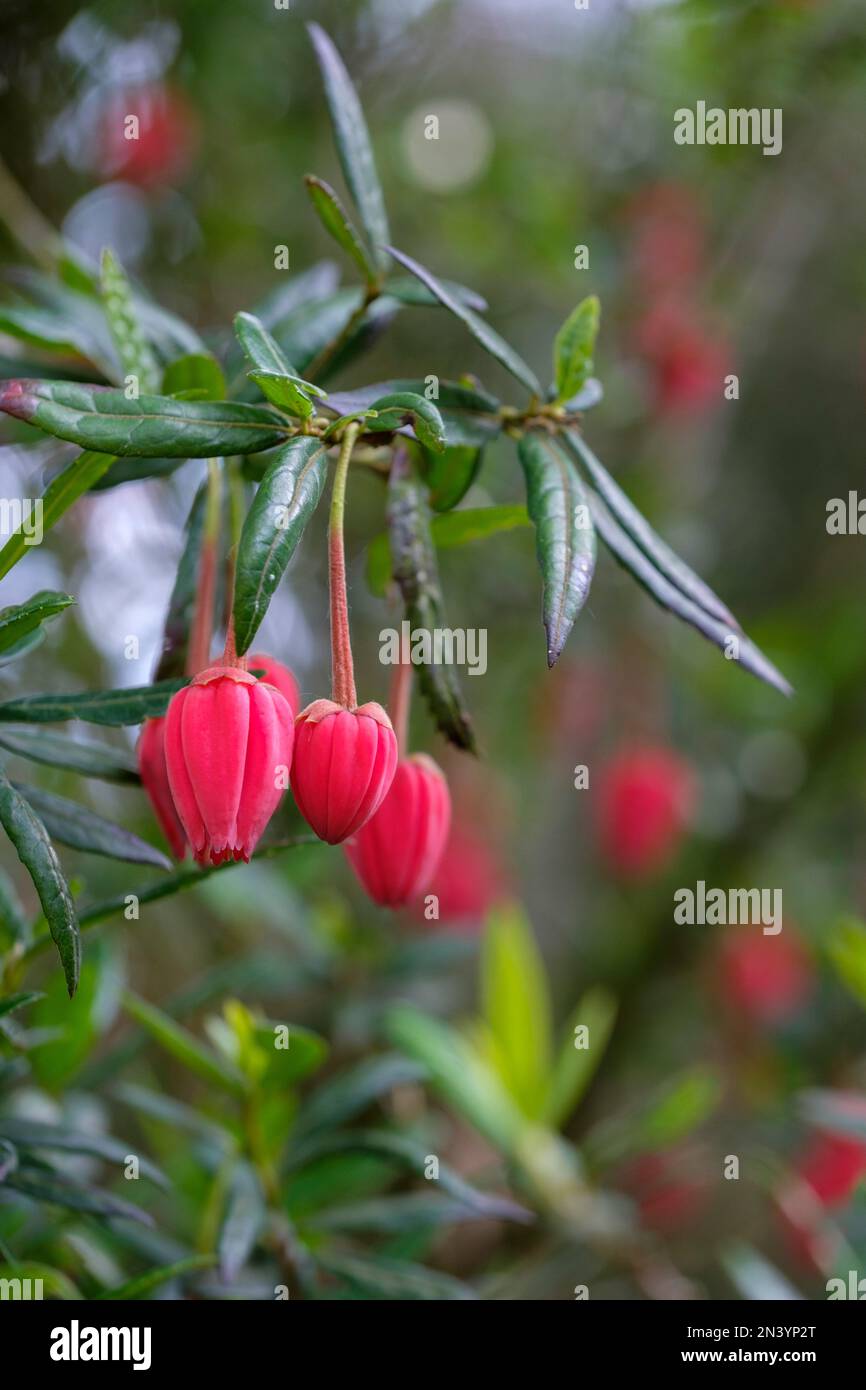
[553,294,600,404]
[367,504,529,597]
[0,627,45,667]
[0,677,187,727]
[0,450,115,582]
[304,174,378,284]
[155,483,209,682]
[308,23,390,275]
[0,590,74,655]
[518,432,596,667]
[0,380,290,458]
[233,310,298,377]
[318,1251,478,1301]
[382,275,487,313]
[0,767,79,996]
[0,303,115,375]
[327,377,501,449]
[247,371,315,419]
[89,456,184,490]
[14,784,171,870]
[99,248,160,394]
[271,288,397,381]
[587,485,793,696]
[420,445,483,511]
[565,429,737,626]
[386,470,476,750]
[386,246,542,396]
[367,391,445,452]
[0,727,139,782]
[162,352,227,402]
[233,436,329,655]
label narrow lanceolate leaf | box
[327,378,502,450]
[319,1252,478,1302]
[233,310,299,378]
[0,678,187,727]
[386,471,476,751]
[0,991,42,1019]
[366,506,529,598]
[367,392,446,452]
[4,1171,152,1225]
[0,450,115,582]
[307,23,390,274]
[0,381,289,458]
[99,248,160,394]
[0,1118,166,1186]
[247,371,315,418]
[155,484,209,682]
[122,990,246,1096]
[100,1255,216,1301]
[383,275,487,313]
[233,436,329,655]
[0,591,74,656]
[386,246,542,397]
[304,175,378,284]
[0,728,139,783]
[553,295,600,404]
[588,488,793,696]
[14,784,171,870]
[518,433,596,667]
[565,430,737,627]
[420,444,483,512]
[0,767,79,996]
[219,1162,264,1282]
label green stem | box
[187,460,222,674]
[389,656,412,759]
[329,423,361,708]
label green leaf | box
[0,677,187,727]
[100,1254,215,1301]
[0,451,115,582]
[827,917,866,1011]
[544,987,617,1129]
[586,485,792,696]
[367,505,529,598]
[122,990,246,1096]
[367,391,446,452]
[564,429,737,627]
[0,866,28,943]
[218,1162,264,1282]
[0,1117,166,1187]
[385,1005,526,1155]
[293,1053,427,1139]
[30,947,114,1086]
[553,295,600,404]
[99,248,161,394]
[386,246,542,397]
[232,436,329,655]
[383,275,487,313]
[420,445,483,511]
[162,352,227,402]
[89,456,184,490]
[0,591,74,655]
[154,484,210,682]
[234,310,299,378]
[0,303,115,375]
[639,1066,721,1150]
[561,377,603,412]
[327,378,502,449]
[0,767,79,996]
[0,627,46,667]
[518,432,596,667]
[0,380,290,458]
[481,904,553,1120]
[247,371,315,418]
[318,1251,478,1301]
[0,990,42,1019]
[221,999,328,1088]
[307,23,390,275]
[3,1170,152,1225]
[14,783,171,870]
[304,174,378,284]
[386,469,476,750]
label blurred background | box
[1,0,866,1301]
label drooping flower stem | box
[187,458,222,675]
[329,422,361,708]
[389,653,413,759]
[221,458,246,671]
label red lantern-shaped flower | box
[345,753,451,906]
[249,652,301,720]
[138,716,187,859]
[164,664,293,865]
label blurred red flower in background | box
[717,926,813,1026]
[597,745,695,878]
[96,83,199,187]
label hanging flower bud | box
[345,754,451,906]
[290,422,397,844]
[164,664,293,865]
[597,744,695,878]
[291,699,397,845]
[249,652,301,719]
[138,716,187,859]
